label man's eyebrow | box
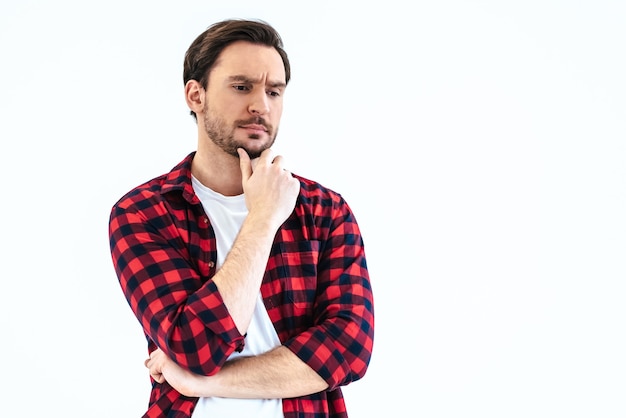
[227,75,286,88]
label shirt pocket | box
[277,240,320,313]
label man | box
[109,18,374,418]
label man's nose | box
[248,91,270,115]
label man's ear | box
[185,80,205,114]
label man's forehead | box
[213,41,285,77]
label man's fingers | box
[151,371,165,384]
[270,154,286,170]
[145,354,166,383]
[238,148,254,179]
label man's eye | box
[234,85,249,91]
[268,91,280,97]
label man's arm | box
[212,148,300,334]
[142,155,374,396]
[146,346,328,399]
[109,149,300,375]
[146,190,375,398]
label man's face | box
[202,41,286,158]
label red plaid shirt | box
[109,152,374,417]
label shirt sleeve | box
[109,198,244,376]
[283,196,375,391]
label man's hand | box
[237,148,300,230]
[145,349,206,397]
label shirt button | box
[203,217,209,224]
[208,261,215,268]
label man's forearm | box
[211,212,277,335]
[188,346,328,399]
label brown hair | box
[183,19,291,120]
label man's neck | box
[191,148,243,196]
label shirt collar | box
[161,151,199,204]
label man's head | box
[183,19,290,159]
[183,19,291,122]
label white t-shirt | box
[191,176,284,418]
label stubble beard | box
[203,105,277,159]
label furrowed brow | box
[227,75,286,89]
[269,80,287,89]
[227,75,255,83]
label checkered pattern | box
[109,152,374,417]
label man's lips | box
[239,124,268,134]
[241,124,267,132]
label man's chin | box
[241,147,264,159]
[238,140,274,159]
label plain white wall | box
[1,0,625,417]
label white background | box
[1,1,625,417]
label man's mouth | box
[240,124,267,131]
[239,123,269,136]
